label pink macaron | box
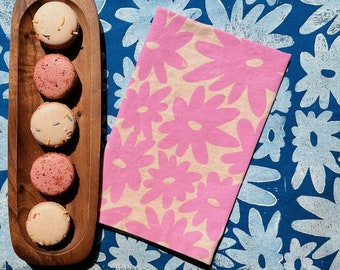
[33,53,78,100]
[30,152,75,196]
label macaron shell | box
[33,1,79,49]
[30,152,75,196]
[33,54,78,100]
[26,202,70,246]
[30,102,76,148]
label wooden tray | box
[8,0,101,266]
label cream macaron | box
[32,1,79,50]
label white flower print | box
[0,0,15,39]
[226,208,283,270]
[108,234,161,270]
[106,114,116,142]
[95,0,112,33]
[254,113,286,162]
[246,0,278,6]
[239,165,280,207]
[113,57,135,110]
[272,77,291,114]
[213,230,237,269]
[291,110,340,193]
[115,0,202,61]
[88,229,106,269]
[205,0,293,49]
[0,180,30,269]
[300,0,340,35]
[230,165,280,224]
[0,116,8,171]
[0,47,9,100]
[292,178,340,270]
[107,115,116,130]
[295,33,340,109]
[164,256,204,270]
[283,238,320,270]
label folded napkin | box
[100,7,290,265]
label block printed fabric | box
[100,8,290,265]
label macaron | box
[33,53,78,100]
[26,201,71,246]
[32,1,79,50]
[30,102,77,148]
[30,152,75,196]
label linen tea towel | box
[100,7,290,265]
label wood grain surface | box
[8,0,101,266]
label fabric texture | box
[100,7,290,265]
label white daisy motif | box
[106,114,116,142]
[213,229,237,269]
[226,208,283,270]
[295,33,340,109]
[0,180,30,269]
[113,56,135,109]
[245,0,278,6]
[230,165,280,224]
[272,77,291,114]
[205,0,293,49]
[115,0,202,61]
[239,165,280,207]
[283,238,320,270]
[164,256,204,270]
[292,177,340,270]
[0,116,8,171]
[254,113,286,162]
[0,0,15,39]
[291,110,340,193]
[88,229,106,269]
[300,0,340,35]
[0,47,9,100]
[109,234,161,270]
[95,0,112,33]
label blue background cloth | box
[1,0,340,269]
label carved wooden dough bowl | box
[8,0,101,266]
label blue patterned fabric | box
[1,0,340,269]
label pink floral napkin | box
[100,8,290,265]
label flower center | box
[268,128,275,142]
[146,41,160,49]
[207,197,220,207]
[321,68,335,78]
[310,131,318,147]
[163,177,175,184]
[129,255,138,266]
[188,120,202,131]
[137,105,148,113]
[112,158,126,168]
[246,58,263,68]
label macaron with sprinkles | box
[30,102,77,148]
[26,201,71,246]
[32,1,79,50]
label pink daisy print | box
[141,151,201,208]
[137,9,193,83]
[102,127,155,202]
[183,29,285,117]
[126,207,209,260]
[221,118,265,175]
[100,206,132,226]
[119,81,171,139]
[158,86,240,164]
[179,172,240,241]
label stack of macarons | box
[26,1,80,248]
